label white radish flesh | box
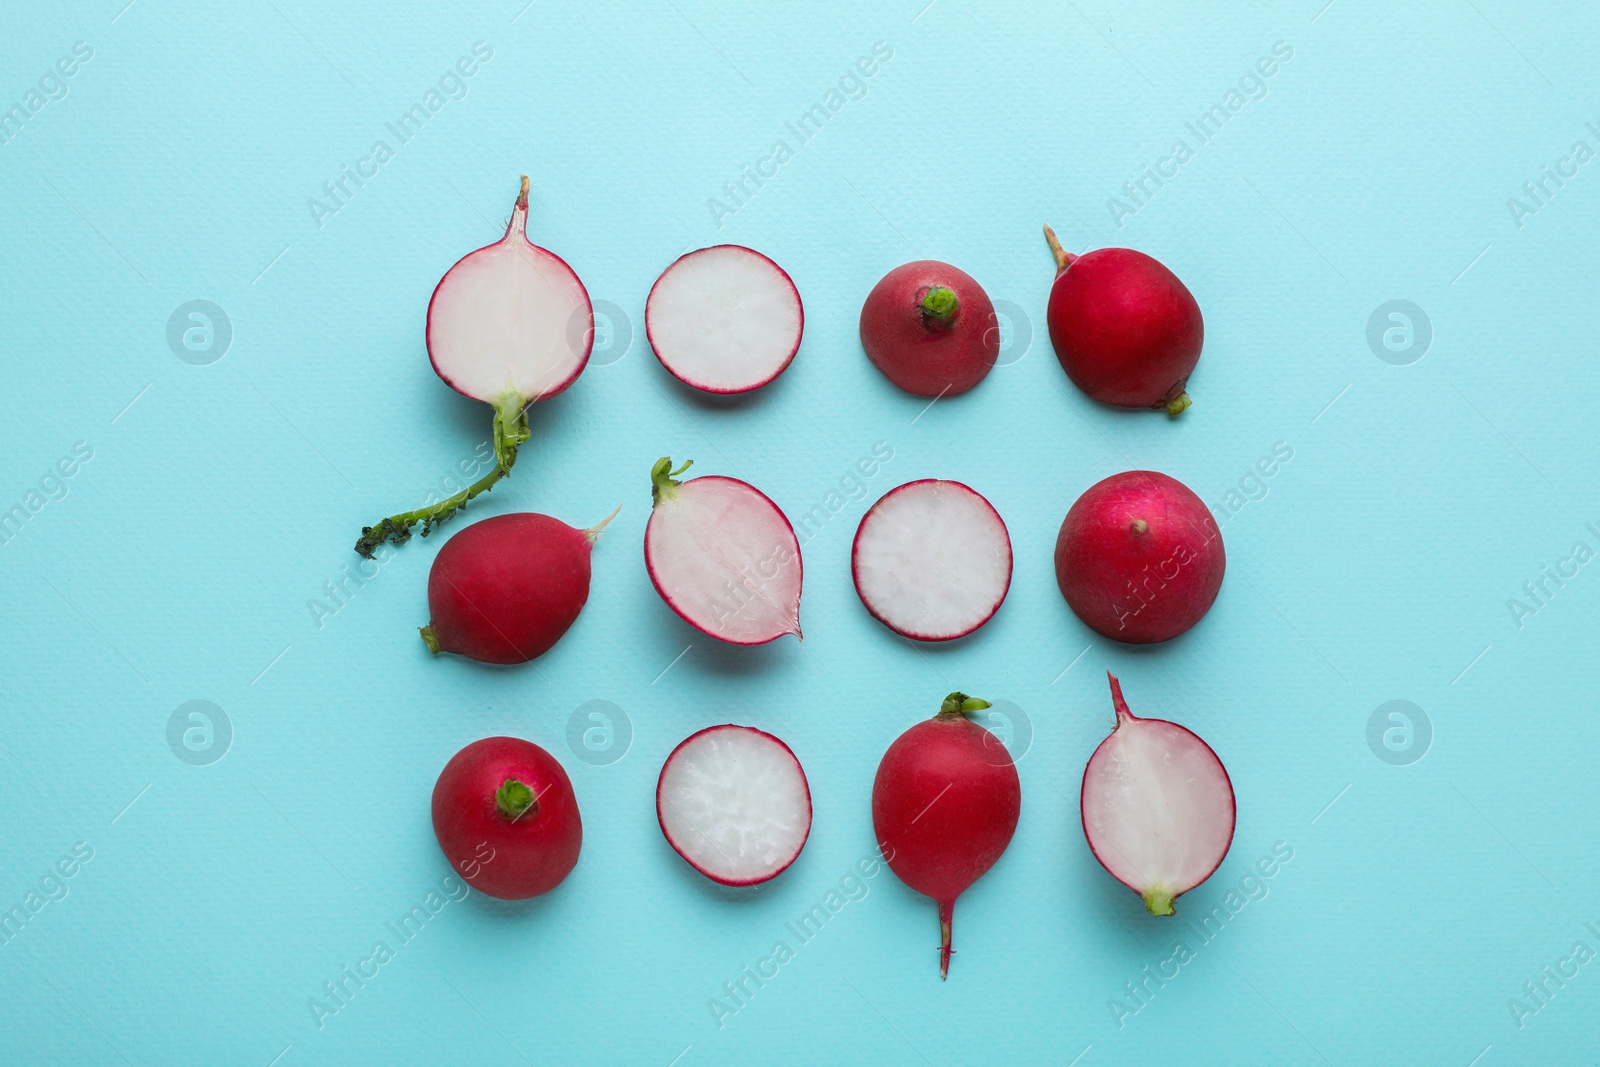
[646,245,803,394]
[1081,673,1235,916]
[645,459,802,645]
[657,725,812,885]
[427,176,592,408]
[852,480,1012,641]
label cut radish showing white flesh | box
[427,175,593,409]
[852,480,1012,641]
[355,177,591,560]
[1081,673,1235,916]
[644,458,802,645]
[657,724,812,886]
[645,245,803,394]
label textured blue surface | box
[3,1,1599,1064]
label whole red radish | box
[1043,225,1202,416]
[421,508,619,664]
[872,692,1021,979]
[646,245,804,394]
[1082,673,1234,915]
[356,176,593,557]
[433,736,582,900]
[644,458,802,645]
[860,261,999,397]
[1055,471,1223,644]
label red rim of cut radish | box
[645,245,803,394]
[656,724,812,886]
[1080,673,1236,916]
[426,180,593,406]
[851,480,1013,641]
[645,469,804,646]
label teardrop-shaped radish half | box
[644,458,802,645]
[657,724,812,886]
[852,480,1012,641]
[645,245,804,394]
[1081,673,1235,916]
[427,176,593,408]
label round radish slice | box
[644,458,802,645]
[852,480,1012,641]
[645,245,803,394]
[427,176,593,409]
[1081,673,1235,916]
[657,725,812,886]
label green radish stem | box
[650,457,695,506]
[355,392,531,558]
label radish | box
[356,176,594,557]
[851,480,1012,641]
[432,735,583,900]
[1043,225,1203,417]
[872,692,1021,979]
[859,260,999,397]
[656,725,811,886]
[644,458,802,645]
[645,245,803,394]
[1081,673,1235,916]
[420,508,618,665]
[1054,470,1224,644]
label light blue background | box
[2,1,1597,1063]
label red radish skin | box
[656,725,812,886]
[1043,225,1203,416]
[421,508,618,664]
[872,693,1021,979]
[1055,470,1224,644]
[432,736,583,900]
[851,480,1013,641]
[356,176,593,557]
[1081,674,1235,915]
[644,458,802,645]
[646,245,804,394]
[860,261,1000,397]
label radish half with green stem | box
[852,479,1012,641]
[646,245,803,394]
[355,176,593,557]
[1081,673,1235,916]
[656,724,812,886]
[873,692,1021,979]
[644,458,802,645]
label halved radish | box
[852,480,1012,641]
[644,458,802,645]
[656,724,812,886]
[357,176,593,557]
[646,245,803,393]
[1081,673,1235,916]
